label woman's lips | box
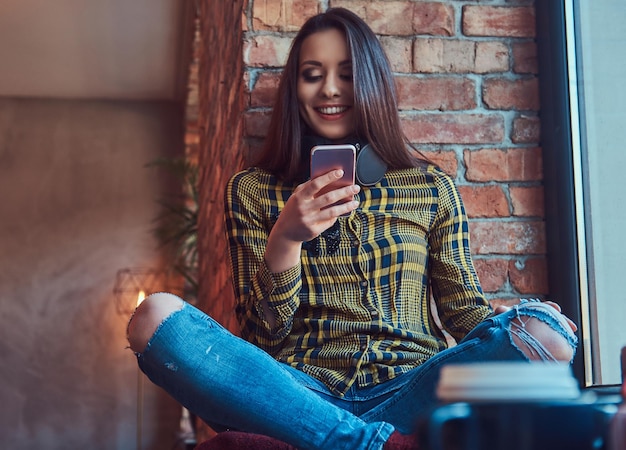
[315,105,350,120]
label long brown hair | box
[253,7,424,181]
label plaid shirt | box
[224,165,491,396]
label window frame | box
[535,1,589,385]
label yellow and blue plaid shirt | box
[224,165,491,396]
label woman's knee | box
[127,292,184,354]
[510,316,575,362]
[507,302,577,363]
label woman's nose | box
[321,74,341,98]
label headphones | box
[302,135,387,186]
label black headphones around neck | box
[302,135,387,186]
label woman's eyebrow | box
[299,59,352,67]
[300,60,322,67]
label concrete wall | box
[0,98,184,449]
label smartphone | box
[310,144,357,208]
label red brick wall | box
[195,0,245,335]
[195,0,545,337]
[241,0,544,308]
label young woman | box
[127,8,578,450]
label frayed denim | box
[131,300,577,450]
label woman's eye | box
[301,70,322,83]
[300,69,353,83]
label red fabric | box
[383,430,420,449]
[195,431,297,450]
[194,430,419,449]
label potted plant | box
[148,157,199,302]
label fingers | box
[307,169,348,195]
[326,198,360,217]
[493,305,511,315]
[543,301,577,332]
[275,171,359,243]
[294,169,342,191]
[306,169,360,214]
[564,315,578,332]
[324,184,360,207]
[493,302,578,334]
[544,300,562,312]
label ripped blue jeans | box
[132,300,577,450]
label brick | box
[395,76,476,111]
[463,6,536,38]
[411,2,455,36]
[510,186,544,217]
[244,35,293,67]
[464,147,543,182]
[509,257,549,294]
[243,70,251,105]
[413,39,509,74]
[483,77,540,111]
[185,129,200,146]
[414,38,475,73]
[252,0,320,31]
[512,41,538,74]
[380,36,412,73]
[469,220,546,255]
[249,71,281,107]
[511,115,540,143]
[473,258,509,293]
[475,41,509,73]
[332,0,454,36]
[402,113,505,144]
[244,110,272,138]
[422,150,458,177]
[458,185,510,218]
[242,0,249,31]
[186,103,199,123]
[332,0,415,35]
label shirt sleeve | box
[429,171,492,339]
[223,169,302,354]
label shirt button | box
[360,281,368,288]
[371,310,379,317]
[352,240,359,247]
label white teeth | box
[317,106,347,115]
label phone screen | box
[310,144,356,209]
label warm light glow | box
[136,290,146,307]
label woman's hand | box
[493,301,578,333]
[279,169,359,242]
[264,170,360,273]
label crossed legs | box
[127,292,184,354]
[126,294,578,449]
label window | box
[537,1,626,386]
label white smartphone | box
[310,144,357,208]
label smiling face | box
[297,28,355,141]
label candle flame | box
[137,290,146,307]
